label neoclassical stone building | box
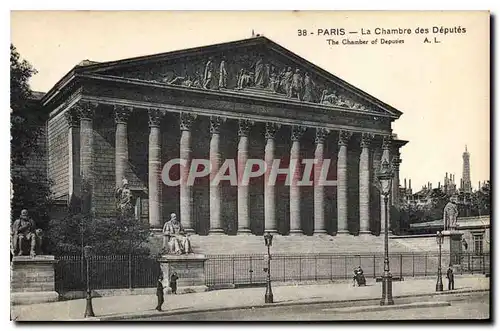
[42,36,408,236]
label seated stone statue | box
[162,213,193,255]
[11,209,43,257]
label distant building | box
[409,215,490,255]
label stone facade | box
[47,111,69,201]
[40,36,407,236]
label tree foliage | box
[10,44,53,228]
[470,181,491,216]
[11,44,42,166]
[47,213,152,256]
[11,169,52,230]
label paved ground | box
[137,292,490,321]
[11,275,490,321]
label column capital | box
[360,133,375,148]
[315,128,330,144]
[180,112,197,131]
[210,116,226,134]
[238,119,254,137]
[65,108,80,128]
[291,125,307,142]
[73,101,98,120]
[391,157,402,171]
[114,105,133,124]
[148,108,164,128]
[265,122,281,140]
[382,135,393,150]
[338,130,353,146]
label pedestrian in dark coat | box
[156,274,165,311]
[170,272,179,294]
[446,266,455,290]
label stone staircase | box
[147,233,439,256]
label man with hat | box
[12,209,37,256]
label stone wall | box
[47,111,69,200]
[93,107,116,217]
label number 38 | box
[297,29,307,36]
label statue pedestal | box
[11,255,59,305]
[158,254,208,293]
[442,230,464,268]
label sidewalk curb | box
[94,288,489,321]
[322,301,450,313]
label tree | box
[10,44,41,166]
[10,44,52,229]
[471,181,491,216]
[427,188,449,221]
[47,213,152,256]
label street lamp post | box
[264,232,274,304]
[436,231,444,291]
[84,245,95,318]
[377,159,394,306]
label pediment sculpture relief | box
[116,52,376,112]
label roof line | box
[42,35,404,117]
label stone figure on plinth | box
[288,69,303,100]
[254,57,266,88]
[11,209,43,256]
[203,58,214,89]
[115,178,134,217]
[162,213,193,255]
[237,69,253,89]
[283,67,293,96]
[219,59,228,88]
[443,198,459,230]
[302,73,315,102]
[268,69,279,92]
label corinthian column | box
[76,101,97,214]
[65,108,81,209]
[148,108,163,229]
[359,133,374,235]
[264,122,280,233]
[392,155,402,209]
[380,135,392,233]
[115,105,132,188]
[180,112,196,233]
[337,130,352,235]
[237,119,253,234]
[289,125,306,235]
[209,116,224,234]
[313,128,329,235]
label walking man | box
[170,272,179,294]
[155,274,165,311]
[446,265,455,290]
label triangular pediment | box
[76,36,402,117]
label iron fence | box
[54,252,490,293]
[205,252,490,286]
[55,255,160,293]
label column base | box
[237,229,252,235]
[185,228,196,234]
[358,230,371,236]
[313,230,327,235]
[264,229,279,234]
[289,230,304,236]
[336,230,350,235]
[208,229,226,235]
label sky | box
[10,10,490,191]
